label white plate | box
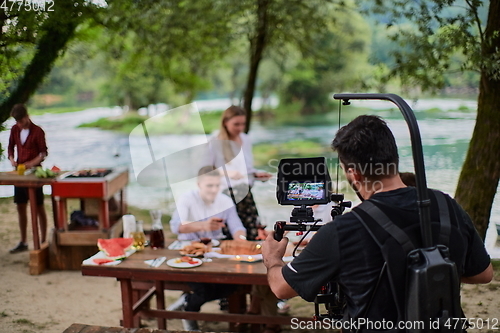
[167,258,203,268]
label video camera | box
[273,157,351,320]
[274,157,351,242]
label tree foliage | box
[233,0,358,131]
[366,0,500,238]
[281,9,372,115]
[94,0,235,111]
[0,0,102,122]
[365,0,496,90]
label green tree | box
[95,0,234,111]
[234,0,354,131]
[281,12,372,115]
[0,0,101,121]
[367,0,500,239]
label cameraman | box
[262,115,492,331]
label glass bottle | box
[150,219,165,249]
[132,220,146,251]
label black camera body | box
[273,157,351,320]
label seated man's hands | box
[256,228,269,240]
[254,171,272,181]
[201,217,225,232]
[226,170,244,180]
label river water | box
[1,98,498,257]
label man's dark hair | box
[331,115,399,178]
[400,172,416,187]
[198,165,220,178]
[10,104,28,121]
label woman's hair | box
[218,105,246,163]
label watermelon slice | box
[93,258,116,265]
[97,238,134,258]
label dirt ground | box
[0,198,499,333]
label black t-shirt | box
[282,187,490,323]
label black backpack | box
[351,190,463,332]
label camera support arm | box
[333,93,432,248]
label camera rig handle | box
[274,220,323,241]
[333,93,432,247]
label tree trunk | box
[0,7,81,122]
[243,0,270,133]
[454,0,500,240]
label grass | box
[13,318,35,326]
[78,113,148,133]
[78,110,223,135]
[29,106,94,116]
[253,140,334,168]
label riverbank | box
[0,197,499,332]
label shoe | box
[182,318,200,331]
[167,292,188,311]
[9,242,28,254]
[277,300,290,314]
[219,297,229,311]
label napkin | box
[82,248,136,266]
[144,256,167,268]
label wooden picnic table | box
[0,171,55,251]
[81,243,311,330]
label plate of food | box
[179,241,210,257]
[167,257,203,268]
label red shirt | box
[8,121,48,165]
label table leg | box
[155,280,166,329]
[228,287,248,332]
[119,278,135,328]
[51,195,59,230]
[55,197,68,231]
[28,188,40,250]
[100,200,110,230]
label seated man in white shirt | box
[169,166,247,331]
[170,166,247,241]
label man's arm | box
[178,217,225,234]
[262,233,298,299]
[24,153,46,169]
[224,203,247,240]
[8,129,16,167]
[461,263,493,284]
[267,261,298,299]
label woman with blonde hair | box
[205,105,271,240]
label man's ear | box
[347,168,363,182]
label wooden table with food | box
[81,239,307,330]
[0,171,56,251]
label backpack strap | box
[355,201,415,253]
[351,202,413,325]
[433,190,451,246]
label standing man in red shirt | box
[7,104,48,253]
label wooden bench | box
[63,323,187,333]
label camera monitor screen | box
[286,182,325,201]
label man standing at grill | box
[8,104,48,253]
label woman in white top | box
[205,105,271,240]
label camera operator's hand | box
[262,232,289,270]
